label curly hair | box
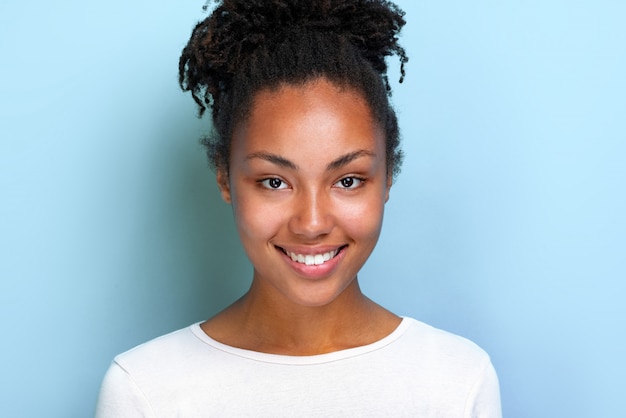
[179,0,408,178]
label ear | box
[216,169,232,204]
[385,173,393,203]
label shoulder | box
[112,323,220,378]
[387,318,501,415]
[401,317,490,359]
[392,317,494,379]
[102,323,234,401]
[97,324,232,416]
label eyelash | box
[257,176,366,190]
[334,176,366,190]
[258,178,289,190]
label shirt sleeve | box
[465,359,502,418]
[95,361,156,418]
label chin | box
[283,279,358,309]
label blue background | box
[1,1,624,416]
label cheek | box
[339,196,386,241]
[232,192,283,245]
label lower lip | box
[278,247,346,280]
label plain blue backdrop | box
[1,1,624,417]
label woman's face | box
[218,78,391,308]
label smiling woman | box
[217,80,390,314]
[95,1,501,416]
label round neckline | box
[189,317,413,365]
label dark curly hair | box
[179,0,408,178]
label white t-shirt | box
[96,317,501,417]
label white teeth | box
[287,249,339,266]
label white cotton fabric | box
[95,317,501,417]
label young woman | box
[96,1,501,416]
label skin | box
[202,78,400,355]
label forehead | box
[253,79,370,116]
[232,79,385,159]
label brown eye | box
[335,177,364,189]
[341,178,354,188]
[260,178,288,190]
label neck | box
[203,278,400,355]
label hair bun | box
[233,0,405,73]
[182,1,407,102]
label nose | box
[288,189,334,239]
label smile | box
[277,246,346,266]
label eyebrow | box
[326,150,376,171]
[245,152,298,170]
[245,150,376,171]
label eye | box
[334,176,364,189]
[259,178,289,190]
